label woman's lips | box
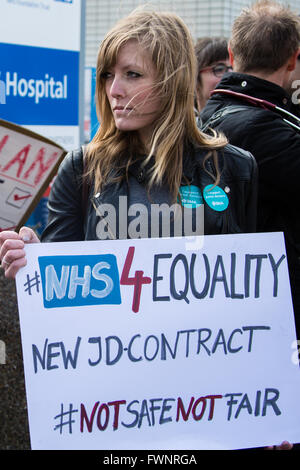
[113,105,132,110]
[113,106,133,115]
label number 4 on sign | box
[120,246,151,313]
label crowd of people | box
[0,0,299,451]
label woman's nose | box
[109,76,125,98]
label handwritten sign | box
[15,233,300,450]
[0,119,66,231]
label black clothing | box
[200,72,300,338]
[41,143,257,242]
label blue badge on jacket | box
[203,184,229,211]
[179,185,204,208]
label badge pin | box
[203,184,229,212]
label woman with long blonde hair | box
[0,8,257,277]
[87,10,227,198]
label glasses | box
[199,63,233,77]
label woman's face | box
[197,59,232,110]
[104,40,161,148]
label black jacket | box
[41,144,257,243]
[200,72,300,334]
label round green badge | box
[179,185,204,208]
[203,184,229,212]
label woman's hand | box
[0,227,40,279]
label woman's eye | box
[101,71,113,79]
[127,71,142,78]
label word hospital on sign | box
[4,72,68,104]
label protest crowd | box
[0,0,300,451]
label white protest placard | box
[15,232,300,450]
[0,119,66,231]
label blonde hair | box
[86,7,227,200]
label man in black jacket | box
[200,0,300,339]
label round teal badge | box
[203,184,229,212]
[179,185,204,208]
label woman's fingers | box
[0,227,40,279]
[0,230,22,245]
[0,240,27,278]
[19,227,40,244]
[0,236,24,257]
[0,236,25,263]
[1,255,28,279]
[265,440,293,450]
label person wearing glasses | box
[195,37,232,112]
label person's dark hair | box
[194,37,229,111]
[230,0,300,73]
[195,37,229,77]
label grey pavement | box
[0,269,30,450]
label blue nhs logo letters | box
[0,43,79,125]
[38,255,121,309]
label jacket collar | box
[214,72,293,110]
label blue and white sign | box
[0,43,79,126]
[0,0,84,233]
[0,0,83,150]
